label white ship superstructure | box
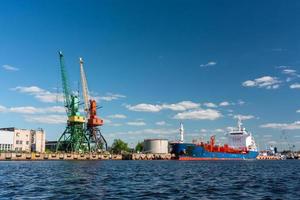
[227,118,257,152]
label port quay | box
[0,122,298,161]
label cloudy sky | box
[1,1,300,150]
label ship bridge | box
[227,118,257,151]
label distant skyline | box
[1,1,300,150]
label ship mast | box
[238,116,243,131]
[179,122,184,143]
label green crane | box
[56,51,90,153]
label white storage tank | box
[143,139,169,154]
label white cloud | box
[199,128,224,133]
[214,129,224,133]
[107,123,122,127]
[200,61,217,68]
[233,114,255,120]
[126,103,162,112]
[0,105,65,114]
[0,105,7,112]
[99,93,126,101]
[281,68,300,82]
[161,101,200,111]
[107,114,127,119]
[237,100,245,105]
[243,80,256,87]
[282,69,297,75]
[156,121,167,126]
[10,106,48,114]
[12,86,63,103]
[263,135,273,138]
[25,114,66,124]
[102,118,112,124]
[260,121,300,130]
[173,109,222,120]
[2,64,19,71]
[204,102,217,108]
[200,129,207,133]
[126,101,200,112]
[242,76,281,89]
[219,101,230,107]
[13,86,44,93]
[12,86,125,103]
[276,65,289,69]
[127,121,146,126]
[290,83,300,89]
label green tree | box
[111,139,129,154]
[135,142,143,153]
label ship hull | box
[171,143,258,160]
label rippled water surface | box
[0,160,299,199]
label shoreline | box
[0,152,297,161]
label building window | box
[16,140,19,144]
[26,141,29,145]
[20,141,22,145]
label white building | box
[0,128,46,153]
[0,130,14,151]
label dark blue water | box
[0,160,299,199]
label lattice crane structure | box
[56,51,90,153]
[79,57,107,152]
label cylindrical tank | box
[143,139,169,154]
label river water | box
[0,160,299,199]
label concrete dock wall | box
[0,152,178,161]
[130,153,173,160]
[0,153,122,161]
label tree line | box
[110,139,143,154]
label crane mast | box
[80,57,90,116]
[79,57,107,151]
[59,51,71,115]
[56,51,89,153]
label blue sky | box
[1,0,300,150]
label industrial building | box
[45,141,58,152]
[143,139,169,154]
[0,128,46,153]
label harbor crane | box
[79,57,107,151]
[56,51,90,152]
